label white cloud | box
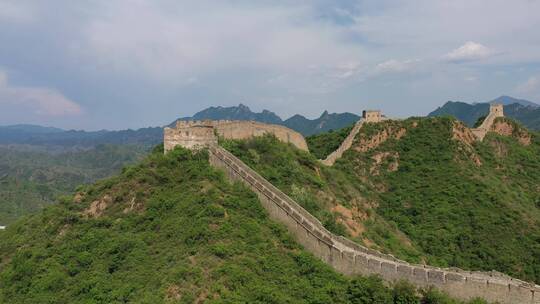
[77,1,364,84]
[517,76,540,94]
[0,1,34,23]
[444,41,492,63]
[375,59,419,74]
[0,70,82,116]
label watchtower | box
[490,104,504,117]
[362,110,383,123]
[164,120,217,152]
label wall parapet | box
[208,145,540,304]
[165,120,308,152]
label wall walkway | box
[321,120,365,166]
[209,145,540,304]
[471,111,503,141]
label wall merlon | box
[397,264,413,276]
[412,267,428,283]
[428,270,446,284]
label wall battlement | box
[165,120,308,152]
[209,145,540,304]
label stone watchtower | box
[362,110,383,123]
[163,120,218,152]
[490,103,504,117]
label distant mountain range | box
[486,95,539,108]
[176,103,360,136]
[429,96,540,130]
[0,104,360,150]
[0,125,163,151]
[4,96,537,151]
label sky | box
[1,0,540,130]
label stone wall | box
[321,109,385,166]
[164,121,217,152]
[363,110,383,123]
[471,104,505,141]
[321,121,365,166]
[209,145,540,304]
[164,120,308,152]
[212,120,308,151]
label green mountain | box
[0,146,475,304]
[178,104,361,136]
[428,98,540,130]
[488,95,539,107]
[284,111,360,136]
[0,145,145,226]
[0,125,162,150]
[182,103,283,125]
[224,117,540,283]
[0,105,360,226]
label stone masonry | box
[165,108,538,303]
[164,120,308,152]
[320,110,384,166]
[208,145,540,304]
[362,110,384,123]
[471,104,504,141]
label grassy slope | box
[0,146,482,304]
[222,135,425,262]
[229,117,540,284]
[336,117,540,282]
[0,145,145,225]
[306,125,353,159]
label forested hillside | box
[227,117,540,283]
[0,145,145,225]
[0,146,479,304]
[429,101,540,130]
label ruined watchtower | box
[490,103,504,118]
[163,120,218,152]
[470,103,505,141]
[362,110,383,123]
[164,119,309,153]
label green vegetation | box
[221,135,425,260]
[429,101,540,130]
[0,145,479,303]
[0,144,145,225]
[336,117,540,282]
[306,124,354,159]
[473,115,486,128]
[224,117,540,283]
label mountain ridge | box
[428,97,540,130]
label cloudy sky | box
[1,0,540,130]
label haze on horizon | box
[0,0,539,131]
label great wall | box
[164,120,308,152]
[321,110,383,166]
[165,104,540,304]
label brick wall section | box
[471,104,504,141]
[321,121,365,166]
[212,120,308,151]
[209,145,540,304]
[164,120,308,152]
